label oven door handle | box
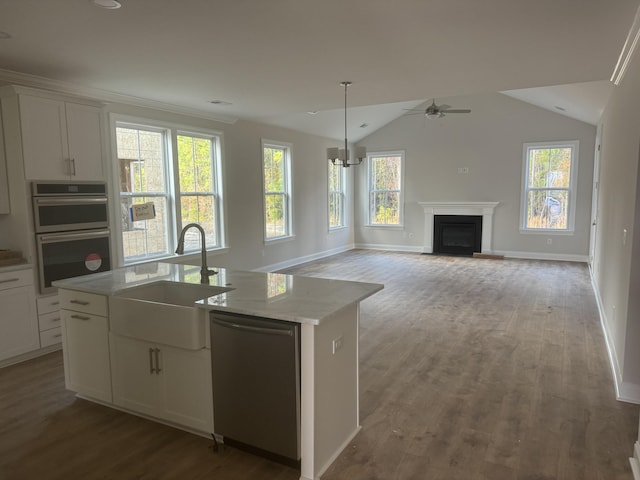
[38,230,111,243]
[34,197,108,206]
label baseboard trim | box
[589,266,640,404]
[0,343,62,368]
[631,441,640,480]
[494,250,589,262]
[353,243,425,253]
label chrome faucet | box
[175,223,217,284]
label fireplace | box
[433,215,482,256]
[418,202,499,254]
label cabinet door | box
[160,345,214,432]
[66,103,104,180]
[19,95,70,180]
[110,334,159,416]
[61,310,111,402]
[0,106,9,213]
[0,285,40,361]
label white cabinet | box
[110,333,214,433]
[18,94,104,181]
[59,289,111,403]
[37,294,62,348]
[0,268,40,362]
[0,105,9,214]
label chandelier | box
[327,81,366,167]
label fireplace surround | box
[418,202,499,254]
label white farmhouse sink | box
[110,281,233,349]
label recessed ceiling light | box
[360,123,369,128]
[555,106,566,111]
[92,0,122,9]
[0,31,12,40]
[209,100,232,106]
[307,111,318,115]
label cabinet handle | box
[51,301,60,306]
[154,348,162,374]
[68,158,77,176]
[52,317,61,322]
[0,278,19,284]
[70,314,90,321]
[53,334,62,338]
[149,348,155,374]
[70,299,90,306]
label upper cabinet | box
[18,95,104,181]
[0,86,105,182]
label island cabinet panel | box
[59,289,111,403]
[110,333,214,434]
[18,93,104,181]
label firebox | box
[433,215,482,256]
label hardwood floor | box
[1,250,638,479]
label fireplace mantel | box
[418,202,499,254]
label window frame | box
[110,114,226,266]
[520,140,579,234]
[366,150,405,228]
[328,159,348,230]
[261,139,294,242]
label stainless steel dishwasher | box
[210,312,300,464]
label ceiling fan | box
[405,99,471,119]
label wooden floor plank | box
[0,251,638,480]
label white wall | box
[103,103,355,272]
[353,92,597,260]
[594,46,640,403]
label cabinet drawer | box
[0,269,33,291]
[59,289,107,316]
[37,294,60,315]
[39,311,62,331]
[40,326,62,347]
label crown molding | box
[611,5,640,85]
[0,68,238,125]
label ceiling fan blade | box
[437,104,451,110]
[441,109,471,114]
[404,111,428,115]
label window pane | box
[265,193,285,238]
[180,195,217,248]
[329,192,343,228]
[371,191,399,225]
[121,196,168,260]
[178,135,213,193]
[528,147,572,189]
[373,156,401,190]
[264,147,285,193]
[526,189,568,229]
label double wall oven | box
[32,181,112,294]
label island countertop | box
[52,262,383,325]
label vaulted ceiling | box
[1,0,639,140]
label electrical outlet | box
[546,238,552,245]
[332,335,343,355]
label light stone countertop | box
[53,262,383,325]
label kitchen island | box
[54,262,383,480]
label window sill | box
[519,229,575,236]
[123,247,229,268]
[329,226,349,233]
[364,224,404,230]
[264,235,295,245]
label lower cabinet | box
[109,333,214,433]
[0,268,40,362]
[60,292,111,403]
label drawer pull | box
[70,299,90,306]
[53,333,62,338]
[52,317,61,322]
[51,301,60,306]
[70,314,90,321]
[0,278,19,284]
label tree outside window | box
[368,152,404,226]
[522,141,578,232]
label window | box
[367,151,404,226]
[114,120,224,264]
[262,140,293,240]
[328,160,346,229]
[521,141,578,232]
